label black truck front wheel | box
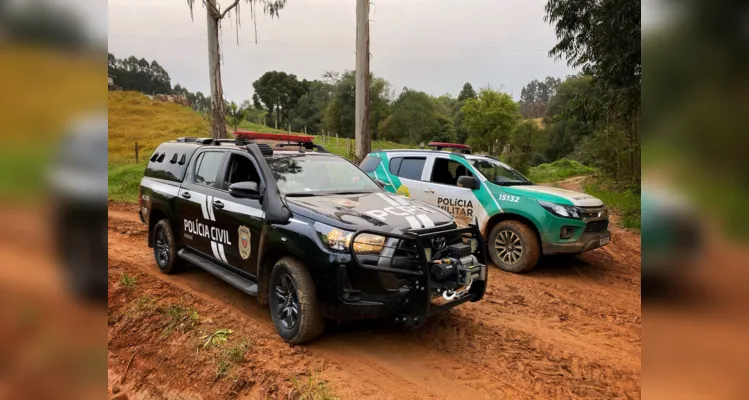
[153,219,184,274]
[269,257,324,344]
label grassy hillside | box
[0,48,102,199]
[108,91,412,201]
[108,91,210,164]
[109,91,411,165]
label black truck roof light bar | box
[233,131,329,154]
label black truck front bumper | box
[327,225,488,325]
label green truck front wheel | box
[487,220,541,273]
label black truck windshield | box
[267,154,381,195]
[470,158,533,186]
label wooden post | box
[135,142,139,163]
[354,0,371,163]
[206,0,226,139]
[336,132,339,148]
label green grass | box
[313,134,412,159]
[119,273,137,290]
[161,303,200,339]
[291,372,339,400]
[108,91,418,203]
[108,162,146,202]
[235,119,288,134]
[526,158,598,183]
[224,338,252,363]
[585,180,641,229]
[0,144,53,199]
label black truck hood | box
[285,191,453,232]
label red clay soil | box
[107,189,642,399]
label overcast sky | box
[108,0,581,102]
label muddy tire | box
[153,219,184,274]
[488,220,541,273]
[269,257,325,344]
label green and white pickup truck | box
[360,144,611,273]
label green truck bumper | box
[542,230,611,255]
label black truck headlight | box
[538,200,582,219]
[352,234,386,254]
[314,222,385,254]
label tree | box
[519,77,561,118]
[506,120,547,173]
[461,89,521,155]
[378,88,439,144]
[240,99,268,125]
[432,94,457,117]
[108,53,173,95]
[289,80,333,134]
[433,114,457,143]
[187,0,288,139]
[323,71,391,139]
[251,71,307,128]
[225,101,249,132]
[543,75,595,161]
[457,82,477,102]
[545,0,640,184]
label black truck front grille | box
[349,225,485,277]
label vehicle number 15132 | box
[498,194,520,203]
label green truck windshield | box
[470,158,533,186]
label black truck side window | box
[223,154,262,189]
[195,152,224,188]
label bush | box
[585,180,641,229]
[526,158,597,183]
[108,163,146,202]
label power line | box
[113,33,551,52]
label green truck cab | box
[361,143,611,273]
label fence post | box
[336,132,339,148]
[135,142,139,163]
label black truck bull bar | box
[347,224,488,326]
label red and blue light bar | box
[234,130,314,143]
[428,142,471,154]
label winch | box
[428,242,482,298]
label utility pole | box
[354,0,371,163]
[206,0,226,139]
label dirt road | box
[107,182,641,400]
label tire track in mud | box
[108,203,641,399]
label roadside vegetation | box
[109,266,338,398]
[107,91,409,203]
[291,372,340,400]
[109,0,640,226]
[585,180,641,229]
[526,158,597,183]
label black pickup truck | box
[138,133,487,343]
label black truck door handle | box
[212,200,224,209]
[181,192,191,199]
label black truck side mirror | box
[457,175,480,190]
[229,181,260,198]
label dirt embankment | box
[107,190,641,399]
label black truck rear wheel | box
[153,219,184,274]
[269,257,324,344]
